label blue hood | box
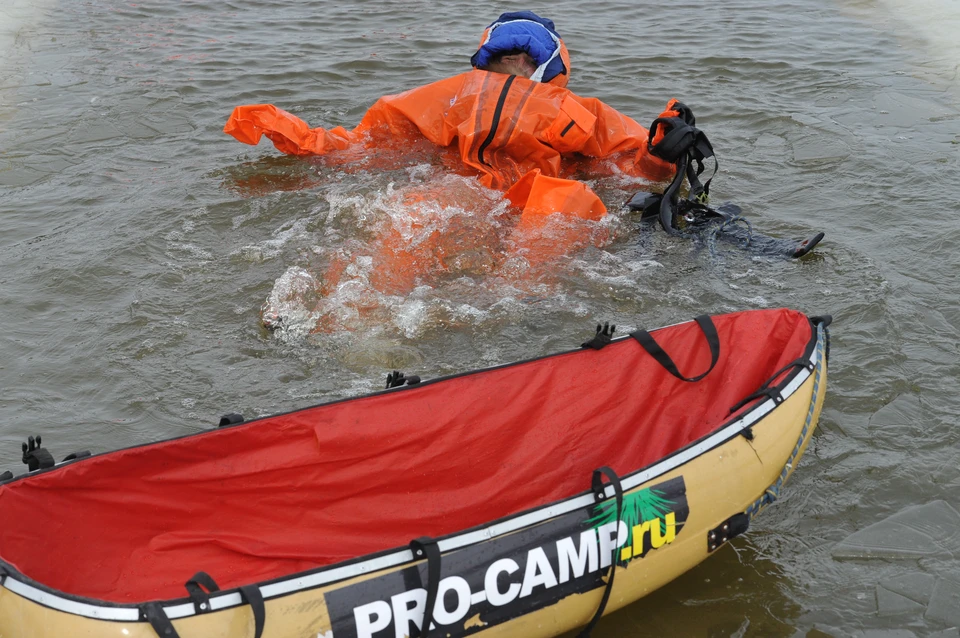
[470,11,566,84]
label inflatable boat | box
[0,308,829,638]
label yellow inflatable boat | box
[0,308,829,638]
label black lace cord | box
[577,467,624,638]
[708,214,754,255]
[630,315,721,382]
[410,537,441,637]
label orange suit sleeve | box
[224,75,469,157]
[565,96,682,182]
[223,104,355,156]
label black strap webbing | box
[143,602,179,638]
[630,315,720,382]
[648,117,699,163]
[144,577,265,638]
[185,571,220,612]
[240,585,266,638]
[409,537,441,637]
[577,467,624,638]
[647,114,718,234]
[658,151,689,235]
[728,358,812,414]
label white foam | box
[261,267,323,338]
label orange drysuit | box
[223,11,695,311]
[225,70,681,222]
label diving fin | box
[792,232,824,258]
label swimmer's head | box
[471,11,570,87]
[481,50,538,78]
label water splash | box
[258,173,619,338]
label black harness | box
[646,102,718,235]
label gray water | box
[2,0,960,636]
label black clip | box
[582,322,616,350]
[0,470,12,482]
[218,413,244,427]
[62,450,92,462]
[386,371,421,389]
[740,427,754,441]
[707,513,750,552]
[22,436,55,472]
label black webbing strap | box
[656,151,689,235]
[185,571,220,612]
[577,467,624,638]
[143,575,265,638]
[410,537,441,638]
[239,585,266,638]
[649,117,698,163]
[684,147,717,203]
[0,563,9,586]
[647,113,718,234]
[630,315,720,382]
[728,358,812,414]
[143,602,179,638]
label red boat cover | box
[0,309,812,602]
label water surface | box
[2,1,960,635]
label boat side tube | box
[0,312,830,638]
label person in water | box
[224,11,688,225]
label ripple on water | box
[5,0,960,635]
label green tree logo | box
[586,487,674,550]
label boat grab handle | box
[629,314,720,382]
[410,536,442,637]
[578,466,624,638]
[142,573,265,638]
